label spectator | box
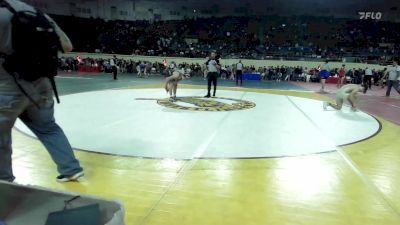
[236,60,244,86]
[337,64,346,88]
[383,61,400,97]
[364,67,373,89]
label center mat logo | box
[157,96,256,111]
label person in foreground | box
[0,0,83,183]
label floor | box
[10,73,400,225]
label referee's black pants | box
[206,72,218,97]
[236,70,243,86]
[112,66,118,80]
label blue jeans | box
[386,80,400,96]
[236,70,243,86]
[0,80,82,182]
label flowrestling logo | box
[157,96,256,111]
[358,12,382,20]
[136,96,256,111]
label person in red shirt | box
[337,64,346,88]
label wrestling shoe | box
[57,171,84,182]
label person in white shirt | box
[136,63,142,77]
[383,61,400,97]
[204,51,220,98]
[364,67,373,90]
[110,55,118,80]
[236,60,244,86]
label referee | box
[110,55,118,80]
[204,51,220,98]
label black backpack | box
[0,0,62,105]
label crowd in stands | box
[52,15,400,63]
[60,56,202,77]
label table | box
[326,77,350,84]
[78,65,101,73]
[243,73,261,80]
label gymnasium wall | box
[63,52,387,70]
